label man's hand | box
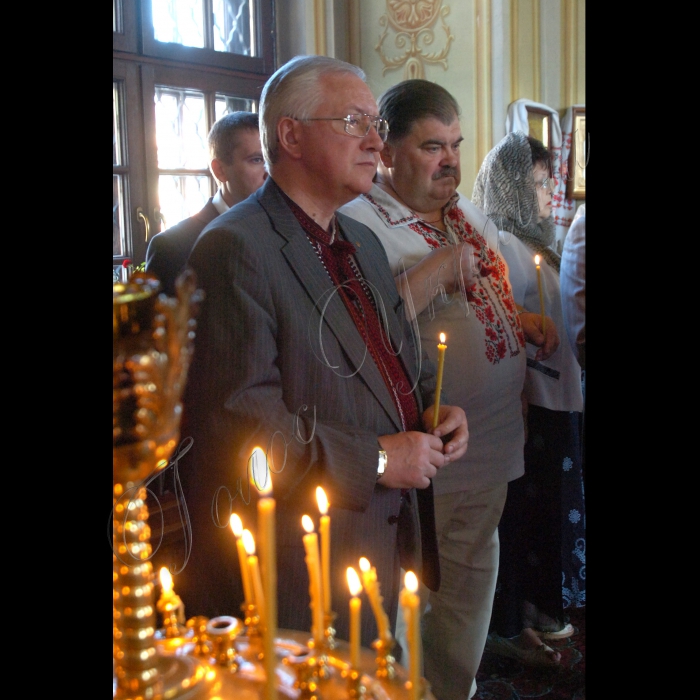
[422,404,469,463]
[377,431,446,489]
[395,243,479,321]
[519,312,560,361]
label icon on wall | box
[567,107,586,200]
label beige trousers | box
[395,483,508,700]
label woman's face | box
[533,162,552,222]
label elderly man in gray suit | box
[178,55,468,649]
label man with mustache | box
[340,79,557,700]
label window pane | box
[113,0,122,33]
[153,0,205,48]
[113,81,126,258]
[114,174,126,257]
[152,0,255,56]
[215,93,256,121]
[155,87,208,169]
[213,0,254,55]
[158,175,210,230]
[113,82,123,166]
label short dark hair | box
[526,135,551,171]
[378,79,460,143]
[208,111,260,163]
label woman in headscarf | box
[472,132,585,666]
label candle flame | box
[302,514,315,533]
[316,486,329,515]
[242,529,256,555]
[159,567,173,593]
[439,332,446,344]
[347,567,363,596]
[230,513,243,538]
[534,254,541,265]
[359,557,370,572]
[250,447,273,496]
[404,570,418,593]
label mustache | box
[432,167,459,180]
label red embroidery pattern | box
[412,200,525,364]
[361,189,524,364]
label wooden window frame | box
[113,0,275,268]
[140,0,275,75]
[113,0,138,54]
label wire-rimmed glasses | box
[300,114,389,142]
[535,177,554,192]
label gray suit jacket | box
[179,178,439,646]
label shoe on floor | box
[485,633,561,668]
[536,622,574,640]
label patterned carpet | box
[473,606,585,699]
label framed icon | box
[567,107,586,199]
[525,105,553,149]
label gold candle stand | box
[341,667,366,699]
[239,602,264,662]
[324,611,338,650]
[372,636,397,680]
[207,616,244,671]
[113,271,201,700]
[113,272,438,700]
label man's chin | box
[432,181,459,199]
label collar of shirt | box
[212,188,230,215]
[360,184,460,229]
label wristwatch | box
[377,449,388,482]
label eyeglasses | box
[535,177,553,192]
[300,114,390,142]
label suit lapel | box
[257,181,404,432]
[347,220,423,410]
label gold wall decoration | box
[375,0,455,79]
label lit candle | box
[358,557,391,642]
[346,567,363,669]
[316,486,331,616]
[158,567,185,631]
[250,447,278,700]
[432,332,447,429]
[400,571,421,700]
[534,255,546,334]
[242,529,266,627]
[159,566,175,606]
[230,513,254,607]
[302,514,325,645]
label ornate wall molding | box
[375,0,455,79]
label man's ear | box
[209,157,227,184]
[277,117,303,160]
[378,141,394,169]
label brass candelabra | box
[112,271,434,700]
[113,271,201,699]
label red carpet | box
[474,607,585,699]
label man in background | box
[145,111,267,295]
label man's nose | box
[363,125,385,151]
[441,148,459,167]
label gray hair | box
[260,55,366,166]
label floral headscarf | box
[472,131,560,272]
